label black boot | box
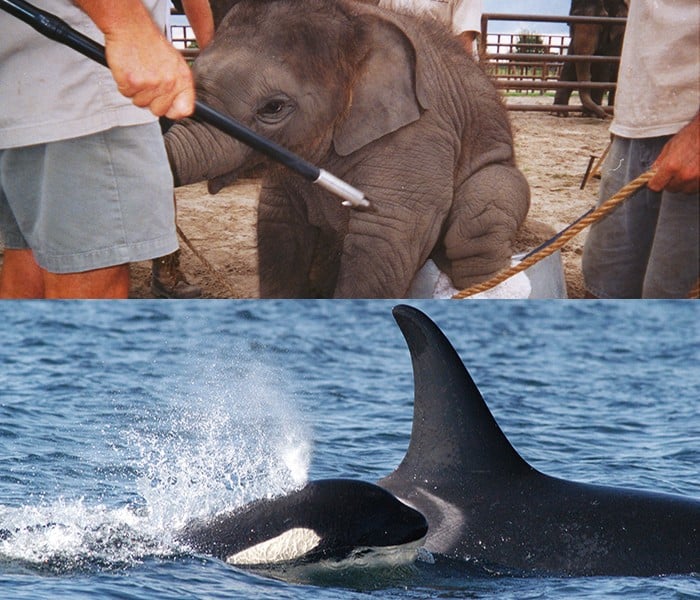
[151,250,202,299]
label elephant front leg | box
[257,189,319,298]
[333,203,446,298]
[553,42,575,111]
[445,164,530,288]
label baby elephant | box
[166,0,530,298]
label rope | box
[452,168,657,299]
[176,224,240,298]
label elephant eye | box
[256,95,295,124]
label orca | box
[178,479,428,569]
[378,305,700,577]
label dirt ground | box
[1,96,613,299]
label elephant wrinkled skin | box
[165,0,530,298]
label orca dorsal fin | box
[385,305,531,485]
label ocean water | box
[0,300,698,599]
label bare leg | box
[43,265,130,299]
[0,249,44,298]
[457,31,478,56]
[0,248,129,298]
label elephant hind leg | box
[443,164,530,288]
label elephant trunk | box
[572,23,609,119]
[577,77,609,119]
[165,118,251,187]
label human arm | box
[456,30,478,56]
[72,0,194,118]
[454,0,481,56]
[182,0,215,49]
[648,112,700,194]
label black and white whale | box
[178,479,428,568]
[379,304,700,576]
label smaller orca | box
[379,305,700,576]
[178,479,428,568]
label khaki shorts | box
[0,122,178,273]
[582,135,700,298]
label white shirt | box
[378,0,482,35]
[611,0,700,138]
[0,0,166,149]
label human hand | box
[105,25,194,119]
[648,113,700,194]
[74,1,194,118]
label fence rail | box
[480,13,626,114]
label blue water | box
[0,300,698,599]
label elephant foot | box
[551,98,571,117]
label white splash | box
[126,361,312,539]
[0,360,312,572]
[0,499,162,571]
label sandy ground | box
[1,96,613,299]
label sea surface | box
[0,300,698,599]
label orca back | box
[378,305,700,576]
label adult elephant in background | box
[206,0,236,27]
[165,0,530,298]
[553,0,628,118]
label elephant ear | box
[333,13,431,157]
